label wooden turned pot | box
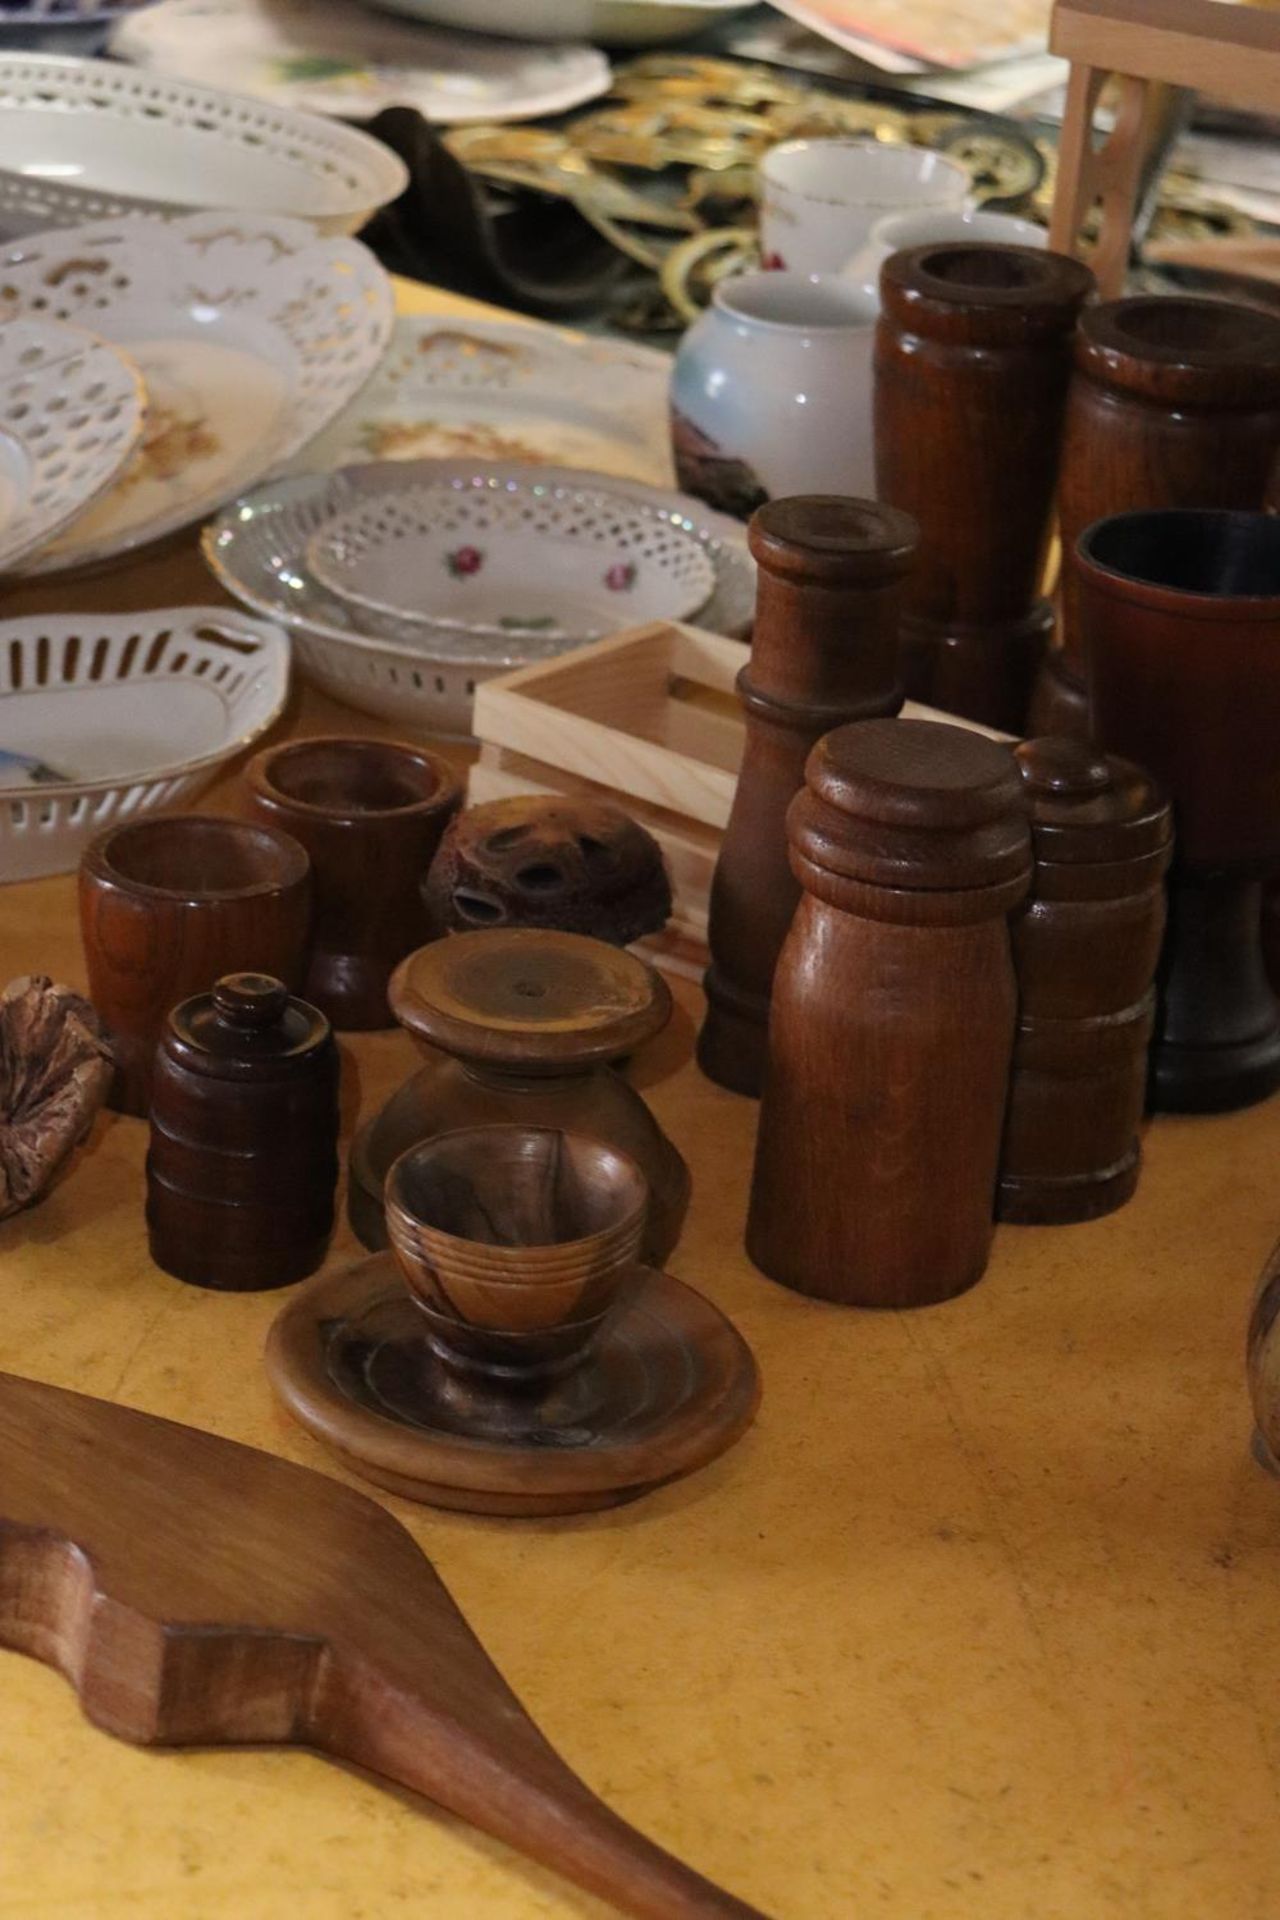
[146,972,339,1291]
[244,735,461,1032]
[349,927,690,1267]
[1078,508,1280,1113]
[385,1125,648,1384]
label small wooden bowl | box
[385,1125,648,1381]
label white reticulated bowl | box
[203,460,755,738]
[370,0,748,48]
[306,479,718,646]
[0,53,408,236]
[0,608,291,881]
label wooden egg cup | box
[349,928,690,1268]
[244,735,461,1031]
[275,1125,758,1516]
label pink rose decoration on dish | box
[446,545,484,578]
[604,561,637,592]
[761,252,787,271]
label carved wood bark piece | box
[0,1369,766,1920]
[0,974,112,1219]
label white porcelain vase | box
[669,272,878,517]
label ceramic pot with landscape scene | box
[670,271,878,517]
[758,137,969,276]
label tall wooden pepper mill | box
[697,495,917,1097]
[875,242,1094,734]
[998,738,1173,1225]
[1031,295,1280,738]
[747,719,1031,1308]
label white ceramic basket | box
[0,608,290,881]
[0,54,407,236]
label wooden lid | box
[389,929,671,1073]
[163,972,331,1078]
[880,243,1094,345]
[1076,297,1280,407]
[791,718,1030,895]
[1015,738,1172,864]
[748,496,918,587]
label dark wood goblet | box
[1077,508,1280,1112]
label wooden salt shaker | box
[1033,296,1280,737]
[146,972,339,1291]
[998,738,1172,1225]
[697,495,916,1097]
[748,719,1030,1308]
[875,242,1094,734]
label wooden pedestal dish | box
[349,927,690,1265]
[267,1252,760,1517]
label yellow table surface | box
[3,278,1280,1920]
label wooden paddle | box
[0,1370,766,1920]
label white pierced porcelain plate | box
[0,54,407,235]
[202,459,755,737]
[298,317,674,486]
[306,478,717,646]
[0,316,144,572]
[0,213,393,576]
[0,608,290,881]
[111,0,611,124]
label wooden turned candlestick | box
[874,242,1094,734]
[1079,509,1280,1113]
[998,738,1172,1225]
[1032,296,1280,738]
[747,718,1031,1308]
[697,495,916,1098]
[350,928,690,1267]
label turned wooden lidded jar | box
[1036,295,1280,736]
[998,738,1173,1225]
[349,928,689,1267]
[698,494,916,1098]
[747,718,1031,1308]
[146,972,339,1291]
[875,242,1094,734]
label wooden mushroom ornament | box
[0,975,112,1220]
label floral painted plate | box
[306,478,716,645]
[298,317,674,488]
[110,0,611,124]
[0,315,144,572]
[0,212,393,576]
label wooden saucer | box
[266,1253,760,1516]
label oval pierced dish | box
[202,460,756,738]
[0,609,290,882]
[0,53,407,235]
[0,213,393,576]
[0,316,144,572]
[307,480,718,646]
